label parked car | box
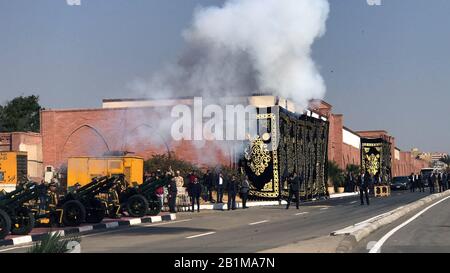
[391,176,410,190]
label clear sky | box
[0,0,449,153]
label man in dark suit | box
[429,173,436,194]
[204,170,215,203]
[358,171,370,205]
[190,177,202,212]
[227,175,238,210]
[286,172,302,210]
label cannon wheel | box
[126,194,148,217]
[62,200,86,227]
[147,198,162,216]
[10,207,35,235]
[85,198,106,224]
[0,209,11,240]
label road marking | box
[349,201,357,204]
[320,207,329,210]
[249,220,269,226]
[82,219,193,238]
[0,244,32,253]
[369,195,450,253]
[186,232,216,239]
[295,212,309,216]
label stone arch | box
[60,124,110,164]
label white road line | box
[369,195,450,253]
[186,232,216,239]
[349,201,357,204]
[320,207,329,210]
[249,220,269,226]
[295,212,309,216]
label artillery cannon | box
[55,175,124,226]
[0,183,47,240]
[119,175,171,217]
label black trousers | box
[410,183,415,192]
[430,183,435,194]
[217,186,224,203]
[286,190,300,209]
[360,187,369,205]
[227,192,236,210]
[419,183,425,192]
[168,194,177,212]
[191,195,200,212]
[241,192,248,208]
[208,187,214,202]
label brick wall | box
[41,107,232,170]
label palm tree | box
[327,161,345,188]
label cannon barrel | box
[0,183,47,211]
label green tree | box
[345,164,361,176]
[144,152,200,177]
[0,95,41,132]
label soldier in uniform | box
[167,173,178,213]
[227,175,238,210]
[46,181,60,225]
[358,171,370,205]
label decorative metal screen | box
[361,138,392,183]
[242,106,329,201]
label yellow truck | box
[67,156,144,187]
[0,151,28,192]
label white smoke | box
[125,0,330,166]
[131,0,329,108]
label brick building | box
[39,95,428,178]
[0,132,43,181]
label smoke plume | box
[130,0,330,108]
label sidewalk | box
[0,213,176,247]
[176,192,358,211]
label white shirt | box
[219,177,223,185]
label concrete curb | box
[177,200,288,211]
[0,213,176,247]
[333,190,450,253]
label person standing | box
[418,173,425,192]
[286,172,301,209]
[409,173,416,192]
[358,171,370,205]
[167,175,178,213]
[217,172,225,203]
[438,173,444,193]
[429,173,435,194]
[240,175,250,209]
[190,177,202,212]
[227,175,238,210]
[445,172,449,191]
[204,170,215,203]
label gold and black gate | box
[242,107,329,201]
[360,138,392,183]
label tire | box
[10,207,35,235]
[147,198,162,216]
[0,209,11,240]
[126,194,148,217]
[85,198,106,224]
[62,200,86,227]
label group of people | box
[409,172,450,194]
[145,169,251,214]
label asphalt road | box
[0,190,430,253]
[354,192,450,253]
